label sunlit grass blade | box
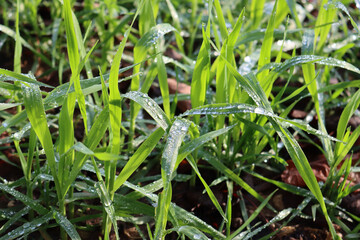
[213,0,228,40]
[53,211,81,240]
[14,0,21,73]
[64,106,109,194]
[95,182,119,240]
[154,119,190,239]
[250,0,265,30]
[302,29,334,164]
[21,82,61,197]
[0,183,47,215]
[0,212,53,240]
[139,0,155,36]
[190,26,211,123]
[0,69,53,88]
[123,91,170,130]
[169,226,210,240]
[113,127,165,191]
[258,0,278,92]
[177,124,236,164]
[0,206,30,235]
[314,0,337,52]
[335,89,360,154]
[156,52,170,117]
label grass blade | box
[226,190,277,240]
[123,91,170,130]
[94,182,119,240]
[0,183,47,215]
[154,119,190,239]
[21,82,61,197]
[53,211,81,240]
[113,127,165,191]
[190,26,211,123]
[258,0,278,93]
[0,212,53,240]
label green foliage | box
[1,0,360,239]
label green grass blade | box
[43,63,139,106]
[156,52,170,117]
[326,1,359,33]
[200,150,271,209]
[0,212,53,240]
[186,154,227,221]
[154,119,190,239]
[213,0,228,40]
[0,68,53,88]
[177,124,236,164]
[0,183,47,215]
[314,0,337,52]
[268,118,338,239]
[250,0,265,30]
[21,83,61,197]
[190,26,211,123]
[0,206,30,235]
[139,0,155,36]
[170,226,210,240]
[0,102,22,111]
[258,0,278,93]
[123,91,170,130]
[131,23,177,92]
[64,106,109,194]
[14,0,21,73]
[63,0,80,74]
[53,211,81,240]
[94,182,119,240]
[113,127,165,191]
[336,89,360,150]
[260,55,360,75]
[226,190,277,240]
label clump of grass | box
[1,0,360,240]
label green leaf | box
[258,0,278,90]
[227,190,277,239]
[113,127,165,191]
[0,69,53,88]
[95,182,119,240]
[154,119,190,239]
[64,106,109,195]
[0,212,53,240]
[0,102,22,111]
[0,206,30,235]
[191,26,211,122]
[123,91,170,130]
[53,211,81,240]
[171,226,210,240]
[200,151,271,209]
[156,52,170,117]
[177,125,236,164]
[21,83,61,197]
